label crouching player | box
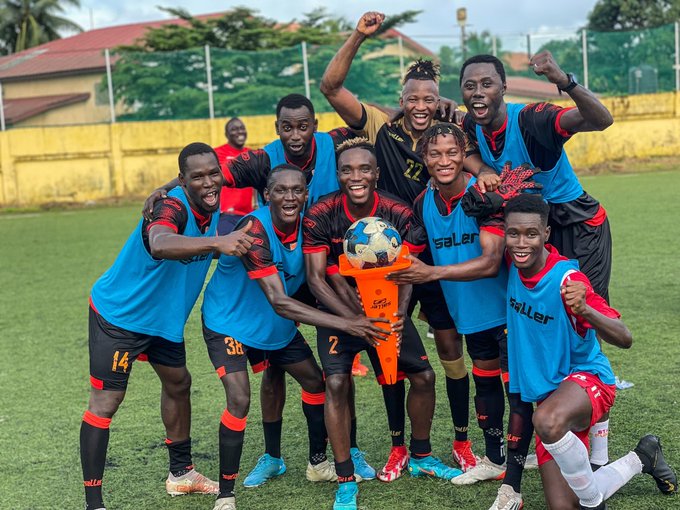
[201,164,394,510]
[303,139,462,510]
[503,194,677,509]
[80,143,255,510]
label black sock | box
[472,368,505,465]
[381,381,405,447]
[409,437,432,458]
[504,388,534,493]
[219,410,246,497]
[302,392,327,464]
[349,417,358,449]
[263,419,282,459]
[166,437,193,477]
[446,374,470,441]
[335,458,356,483]
[80,411,111,510]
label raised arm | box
[255,272,389,343]
[530,50,613,133]
[148,220,254,260]
[320,11,385,127]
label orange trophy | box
[338,245,411,385]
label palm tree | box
[0,0,83,55]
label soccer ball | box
[343,217,402,269]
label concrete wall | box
[1,92,679,207]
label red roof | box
[3,93,90,124]
[0,12,224,82]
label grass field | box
[1,170,679,510]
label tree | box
[0,0,82,55]
[588,0,680,31]
[110,7,423,120]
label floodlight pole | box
[105,49,116,123]
[491,36,497,57]
[0,82,5,131]
[302,41,311,100]
[675,21,679,92]
[581,29,589,90]
[205,45,214,119]
[457,8,467,60]
[398,36,405,81]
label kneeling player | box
[201,165,392,510]
[504,194,677,509]
[303,139,462,510]
[80,143,255,510]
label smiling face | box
[504,211,551,277]
[337,147,379,209]
[461,62,507,130]
[275,106,318,159]
[264,169,307,229]
[423,133,465,189]
[399,79,439,135]
[178,152,223,215]
[225,118,247,149]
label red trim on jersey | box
[247,266,279,280]
[437,188,466,215]
[481,225,504,237]
[482,115,508,152]
[216,366,227,378]
[301,390,326,405]
[554,107,576,138]
[89,376,104,390]
[472,366,502,377]
[404,241,425,254]
[189,206,211,231]
[584,204,607,227]
[89,297,99,315]
[83,410,111,429]
[285,137,316,170]
[221,409,247,432]
[273,218,300,244]
[137,353,149,362]
[251,360,270,373]
[342,192,379,223]
[326,264,340,276]
[303,245,330,255]
[147,220,179,234]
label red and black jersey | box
[302,190,425,273]
[410,175,505,247]
[143,196,211,254]
[462,103,603,226]
[224,128,357,199]
[236,215,299,279]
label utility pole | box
[457,7,468,61]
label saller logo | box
[432,232,478,249]
[180,253,211,265]
[388,132,404,143]
[509,297,554,324]
[371,298,390,310]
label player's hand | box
[142,188,167,221]
[386,255,434,285]
[530,50,569,89]
[347,316,391,347]
[392,312,404,354]
[435,97,459,123]
[561,278,588,316]
[476,171,501,193]
[356,11,385,37]
[496,161,543,204]
[215,220,254,256]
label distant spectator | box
[214,118,258,234]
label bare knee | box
[227,388,251,418]
[408,369,435,392]
[533,405,569,443]
[325,375,350,404]
[163,369,192,399]
[88,390,125,418]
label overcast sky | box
[64,0,599,50]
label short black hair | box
[504,194,550,226]
[418,123,466,158]
[178,142,218,175]
[266,163,305,189]
[276,94,315,119]
[225,117,242,131]
[403,58,440,85]
[460,54,506,85]
[335,137,377,162]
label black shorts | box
[549,217,612,301]
[317,317,431,382]
[465,324,507,372]
[407,246,456,330]
[202,320,314,377]
[88,307,186,391]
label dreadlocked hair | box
[403,58,440,85]
[335,137,376,159]
[417,123,466,158]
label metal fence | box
[2,22,680,128]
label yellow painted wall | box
[1,92,680,207]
